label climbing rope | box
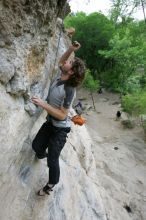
[51,1,68,80]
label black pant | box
[32,121,70,184]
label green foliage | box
[64,12,86,28]
[125,75,142,93]
[65,0,146,115]
[110,0,146,24]
[121,91,146,116]
[64,8,146,116]
[64,12,115,74]
[83,69,100,92]
[99,28,146,94]
[65,12,146,92]
[140,73,146,88]
[99,70,122,91]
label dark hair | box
[66,57,86,87]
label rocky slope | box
[77,89,146,220]
[0,1,106,220]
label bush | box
[121,91,146,116]
[124,75,142,94]
[140,74,146,89]
[83,69,100,92]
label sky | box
[68,0,144,20]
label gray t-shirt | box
[46,71,76,127]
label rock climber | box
[31,41,86,196]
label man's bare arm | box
[59,41,81,66]
[31,97,68,120]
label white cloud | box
[69,0,111,15]
[68,0,144,20]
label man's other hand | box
[31,96,45,108]
[70,41,81,51]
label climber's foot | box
[37,184,55,196]
[35,152,48,159]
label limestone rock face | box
[0,1,106,220]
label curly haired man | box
[31,41,86,196]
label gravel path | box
[76,89,146,220]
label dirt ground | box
[76,89,146,220]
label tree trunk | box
[91,92,96,111]
[141,0,146,25]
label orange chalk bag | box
[71,115,86,126]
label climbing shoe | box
[35,152,48,159]
[37,184,55,196]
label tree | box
[64,12,115,79]
[110,0,146,24]
[83,69,100,110]
[99,29,146,94]
[64,10,146,96]
[122,91,146,116]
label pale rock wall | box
[0,1,106,219]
